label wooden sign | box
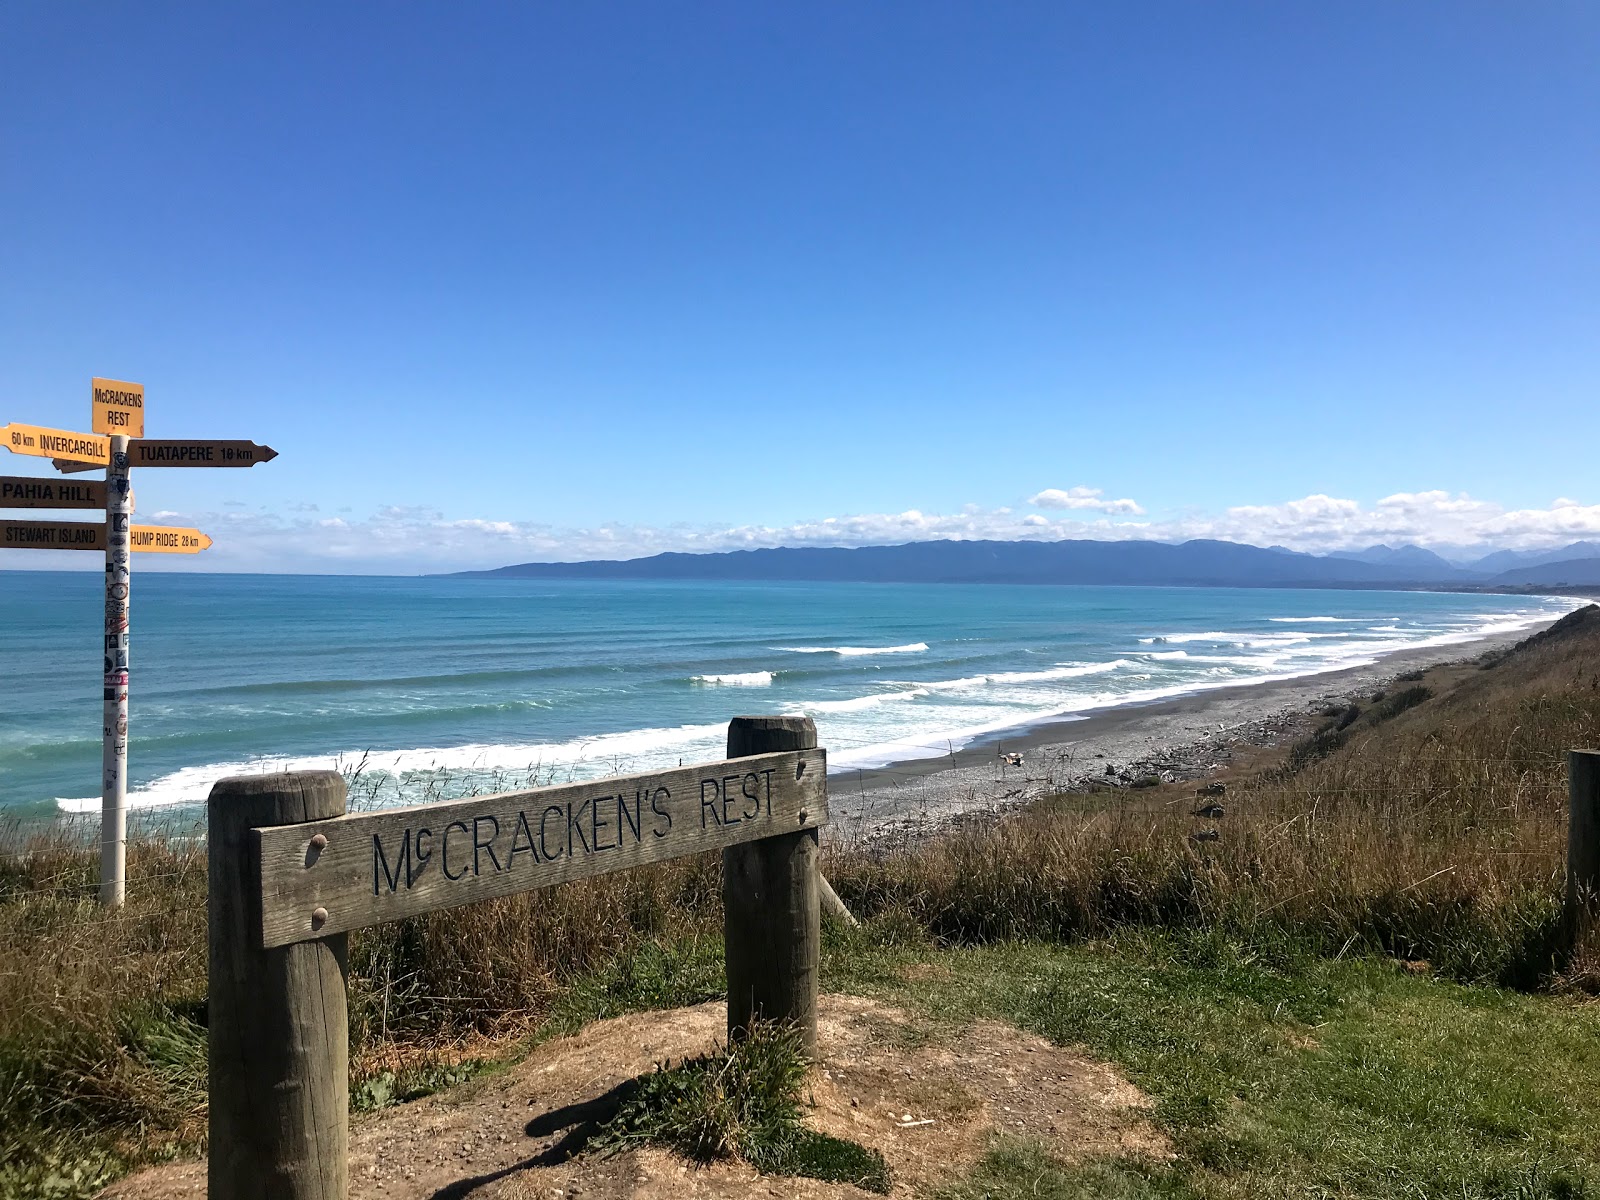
[0,476,107,509]
[255,748,828,947]
[128,439,277,467]
[51,458,100,474]
[130,525,211,553]
[91,378,146,437]
[1,518,104,550]
[2,423,109,465]
[0,519,211,553]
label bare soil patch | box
[102,995,1166,1199]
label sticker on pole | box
[92,379,145,437]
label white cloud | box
[1028,486,1146,515]
[13,488,1598,574]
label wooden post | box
[209,771,349,1200]
[1567,750,1600,946]
[723,715,821,1054]
[99,434,131,907]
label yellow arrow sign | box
[92,378,145,437]
[2,423,109,465]
[129,525,212,553]
[0,520,212,553]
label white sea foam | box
[779,642,928,656]
[1269,616,1363,622]
[788,688,928,714]
[915,659,1133,692]
[55,721,732,813]
[59,600,1578,814]
[692,671,774,686]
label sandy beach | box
[827,620,1558,847]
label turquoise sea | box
[0,572,1578,820]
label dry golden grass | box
[824,604,1600,986]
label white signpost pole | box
[101,434,133,907]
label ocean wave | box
[788,688,928,714]
[54,721,732,814]
[915,659,1134,692]
[779,642,928,656]
[1142,630,1348,648]
[47,600,1581,816]
[1268,616,1364,622]
[691,671,774,687]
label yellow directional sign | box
[0,476,108,509]
[92,378,145,437]
[128,439,277,467]
[2,423,109,465]
[1,519,105,550]
[129,525,211,554]
[0,520,211,553]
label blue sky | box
[2,2,1596,572]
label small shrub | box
[591,1023,890,1191]
[1285,726,1347,773]
[593,1023,807,1164]
[1371,685,1432,724]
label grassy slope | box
[826,930,1600,1199]
[4,606,1600,1198]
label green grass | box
[591,1021,891,1192]
[824,920,1600,1199]
[936,1141,1194,1200]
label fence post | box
[1567,750,1600,946]
[209,770,349,1199]
[724,715,821,1054]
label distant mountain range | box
[448,538,1600,590]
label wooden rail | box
[206,715,828,1198]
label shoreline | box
[7,608,1574,836]
[825,619,1559,846]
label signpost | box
[0,520,209,553]
[1,519,106,550]
[51,438,278,472]
[127,439,277,467]
[102,437,132,907]
[2,378,276,906]
[129,526,211,553]
[2,422,108,465]
[91,378,145,437]
[0,476,110,508]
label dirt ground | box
[102,993,1168,1199]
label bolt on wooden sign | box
[255,748,829,948]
